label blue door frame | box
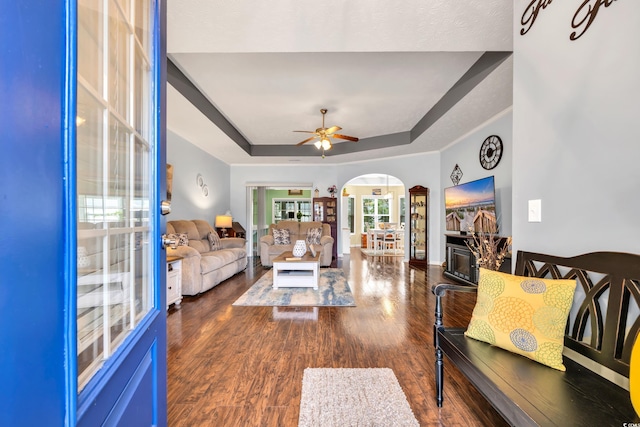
[0,2,167,425]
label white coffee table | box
[272,251,321,290]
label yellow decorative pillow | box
[465,268,577,371]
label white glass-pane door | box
[77,0,154,391]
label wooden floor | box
[167,248,509,426]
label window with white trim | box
[273,199,312,223]
[362,196,391,231]
[399,196,406,228]
[347,195,355,234]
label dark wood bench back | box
[515,251,640,378]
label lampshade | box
[314,140,322,149]
[215,215,233,229]
[321,138,331,150]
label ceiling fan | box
[294,108,359,151]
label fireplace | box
[444,234,511,286]
[445,241,477,284]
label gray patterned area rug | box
[298,368,419,427]
[232,268,356,307]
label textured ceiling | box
[167,0,514,165]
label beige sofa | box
[167,219,247,295]
[259,220,334,267]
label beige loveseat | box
[259,220,334,267]
[167,219,247,295]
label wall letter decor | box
[571,0,619,41]
[520,0,554,36]
[520,0,621,40]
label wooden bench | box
[433,251,640,426]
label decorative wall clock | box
[479,135,503,170]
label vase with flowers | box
[327,185,337,198]
[465,223,512,271]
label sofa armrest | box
[260,235,274,245]
[221,237,246,249]
[318,236,334,266]
[320,235,334,245]
[167,245,202,295]
[167,245,200,259]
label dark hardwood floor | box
[167,248,508,426]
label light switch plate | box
[528,199,542,222]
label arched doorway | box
[340,174,405,255]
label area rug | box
[298,368,419,427]
[360,248,404,257]
[232,269,355,307]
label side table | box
[167,256,183,310]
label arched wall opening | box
[339,173,406,256]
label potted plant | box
[296,211,303,222]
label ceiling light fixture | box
[321,137,332,150]
[384,174,393,199]
[293,109,358,156]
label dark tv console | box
[444,234,511,286]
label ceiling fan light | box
[321,138,331,150]
[314,140,322,149]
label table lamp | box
[215,214,233,237]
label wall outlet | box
[528,199,542,222]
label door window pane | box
[134,0,150,54]
[108,0,130,120]
[77,0,154,391]
[77,0,104,94]
[134,46,150,137]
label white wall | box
[230,152,442,262]
[167,130,231,224]
[440,109,513,259]
[512,2,640,256]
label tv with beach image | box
[444,176,497,233]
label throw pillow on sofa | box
[207,231,222,251]
[465,268,576,371]
[167,233,189,246]
[306,227,322,245]
[272,228,291,245]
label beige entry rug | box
[298,368,419,427]
[360,248,404,257]
[232,269,355,307]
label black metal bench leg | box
[436,346,444,407]
[434,293,444,407]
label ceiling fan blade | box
[331,134,359,142]
[296,136,317,146]
[293,130,317,134]
[325,125,342,135]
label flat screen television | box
[444,176,497,233]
